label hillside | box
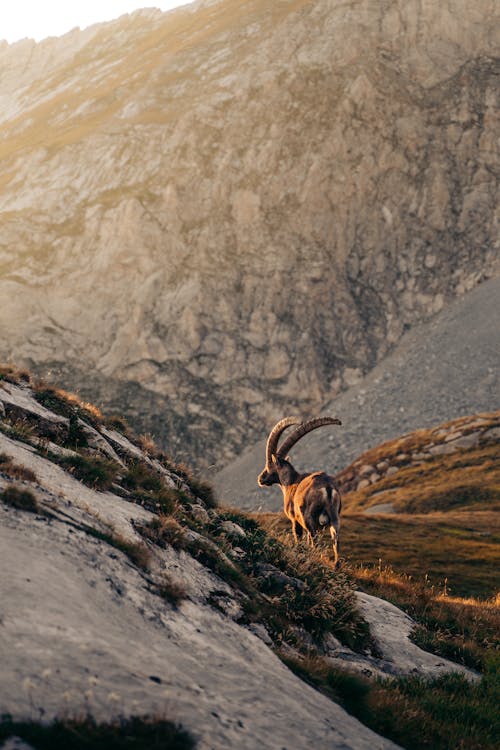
[2,368,497,749]
[1,0,499,467]
[214,276,500,510]
[259,408,500,596]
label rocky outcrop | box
[337,411,500,500]
[1,372,480,748]
[0,0,499,468]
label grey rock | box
[0,1,498,470]
[482,426,500,442]
[220,520,246,539]
[189,504,210,524]
[365,503,396,515]
[247,623,273,646]
[444,431,464,442]
[357,479,371,490]
[447,432,481,450]
[429,443,457,456]
[255,562,305,591]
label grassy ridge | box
[256,416,499,750]
[343,512,499,599]
[258,511,499,750]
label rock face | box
[0,0,499,468]
[0,374,477,748]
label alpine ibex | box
[257,417,342,566]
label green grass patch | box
[57,454,119,490]
[122,460,165,494]
[164,461,217,508]
[282,653,500,750]
[0,715,194,750]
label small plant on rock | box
[0,485,39,513]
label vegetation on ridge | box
[1,365,499,749]
[0,715,194,750]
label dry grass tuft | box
[33,382,103,425]
[157,575,187,607]
[0,453,37,482]
[0,485,39,513]
[0,364,32,385]
[86,526,151,571]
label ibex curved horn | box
[277,416,342,459]
[264,416,302,470]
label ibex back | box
[258,417,342,567]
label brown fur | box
[260,456,341,567]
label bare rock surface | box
[354,593,477,680]
[0,0,499,468]
[1,378,477,748]
[322,592,478,682]
[214,277,500,510]
[1,508,404,750]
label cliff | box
[1,0,499,467]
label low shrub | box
[0,485,39,513]
[58,454,119,490]
[0,715,194,750]
[157,575,187,607]
[0,365,31,384]
[122,461,164,494]
[33,383,103,426]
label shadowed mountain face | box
[0,0,499,468]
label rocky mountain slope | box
[214,276,500,509]
[1,0,499,468]
[2,369,485,749]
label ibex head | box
[257,416,342,487]
[257,416,301,486]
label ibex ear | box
[271,453,277,463]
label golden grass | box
[342,512,500,599]
[344,443,500,515]
[258,508,500,599]
[33,382,104,423]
